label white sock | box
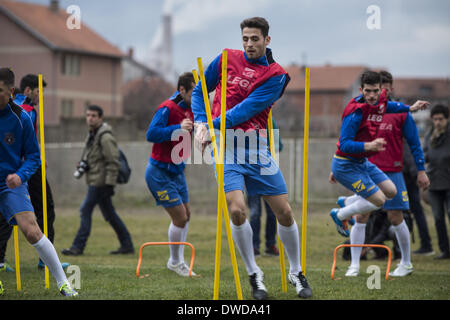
[230,220,260,275]
[350,223,366,269]
[337,198,380,220]
[168,223,184,265]
[32,235,67,288]
[180,221,189,262]
[344,194,361,206]
[277,222,301,274]
[393,220,411,266]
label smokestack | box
[161,14,173,82]
[49,0,59,12]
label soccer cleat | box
[330,208,350,237]
[0,262,14,272]
[254,248,261,257]
[59,283,78,297]
[0,280,4,296]
[345,265,360,277]
[288,271,312,298]
[389,263,413,277]
[167,261,196,277]
[38,259,70,270]
[336,197,355,226]
[249,270,268,300]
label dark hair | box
[0,68,15,88]
[177,72,195,92]
[430,104,449,119]
[240,17,269,38]
[20,74,47,92]
[360,70,381,88]
[87,105,103,117]
[379,70,393,85]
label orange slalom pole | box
[331,244,392,280]
[136,242,195,278]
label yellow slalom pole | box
[192,69,199,84]
[13,226,21,291]
[267,111,287,293]
[301,68,310,274]
[197,54,242,300]
[38,74,50,288]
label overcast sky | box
[19,0,450,78]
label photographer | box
[62,105,134,256]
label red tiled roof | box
[285,64,368,91]
[0,0,123,58]
[393,78,450,98]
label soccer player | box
[145,72,197,277]
[336,71,430,277]
[0,67,77,296]
[192,17,312,299]
[329,70,428,238]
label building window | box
[61,99,73,117]
[61,54,81,76]
[419,85,433,96]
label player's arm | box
[12,113,40,187]
[402,113,429,189]
[146,107,181,143]
[191,54,221,124]
[387,100,430,113]
[211,74,287,129]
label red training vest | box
[150,99,193,164]
[212,49,288,132]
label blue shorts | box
[0,184,34,225]
[331,155,389,199]
[383,172,409,210]
[222,157,288,197]
[145,163,188,208]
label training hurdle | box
[136,242,196,278]
[331,244,392,280]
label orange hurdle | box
[136,242,196,278]
[331,244,392,280]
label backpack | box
[117,149,131,184]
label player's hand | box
[181,118,193,132]
[194,123,208,151]
[6,174,22,189]
[409,100,430,112]
[328,172,337,184]
[364,138,386,152]
[417,170,430,190]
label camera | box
[74,161,89,179]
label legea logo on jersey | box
[367,114,383,122]
[242,67,256,78]
[227,75,250,89]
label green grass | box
[0,203,449,300]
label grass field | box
[0,203,449,301]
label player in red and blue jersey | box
[0,68,77,296]
[337,71,430,277]
[191,17,312,300]
[329,70,429,241]
[145,72,197,277]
